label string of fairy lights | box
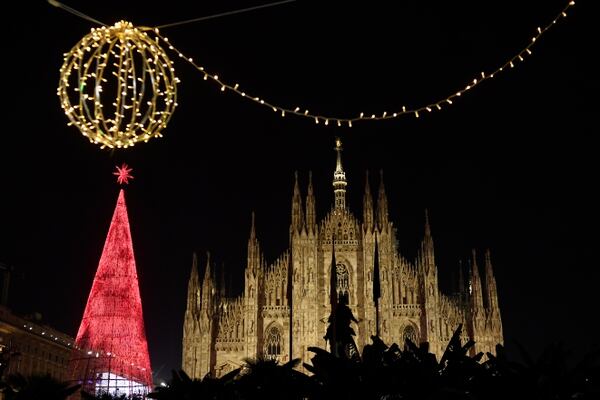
[55,0,577,148]
[156,0,576,127]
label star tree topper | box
[114,163,134,185]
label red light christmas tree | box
[70,164,152,397]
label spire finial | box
[363,170,374,231]
[333,138,347,209]
[471,249,479,278]
[205,251,211,274]
[484,249,495,279]
[188,252,200,314]
[378,169,386,198]
[376,169,388,228]
[306,170,316,232]
[335,137,344,173]
[424,208,431,236]
[291,171,304,231]
[293,170,301,195]
[250,211,256,239]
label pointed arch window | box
[336,263,349,299]
[264,325,282,360]
[402,325,418,345]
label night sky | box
[2,0,598,383]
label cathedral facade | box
[182,139,503,378]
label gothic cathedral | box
[182,138,503,378]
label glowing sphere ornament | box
[58,21,179,149]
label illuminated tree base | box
[70,355,150,398]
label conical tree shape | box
[70,189,152,396]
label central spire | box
[333,137,347,210]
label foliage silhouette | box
[323,299,361,362]
[303,323,599,400]
[147,367,239,400]
[234,357,314,400]
[145,324,598,400]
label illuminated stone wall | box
[0,306,74,380]
[183,141,503,378]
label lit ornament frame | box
[56,1,575,148]
[58,21,179,149]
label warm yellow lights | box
[58,21,178,149]
[152,0,575,128]
[57,2,575,149]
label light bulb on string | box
[56,1,576,149]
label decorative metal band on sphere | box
[58,21,179,149]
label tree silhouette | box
[304,323,599,400]
[323,299,361,363]
[147,368,238,400]
[234,357,314,400]
[145,324,599,400]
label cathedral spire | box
[469,249,484,311]
[187,252,201,315]
[247,211,261,272]
[201,251,214,314]
[484,249,500,313]
[291,171,304,233]
[333,137,348,210]
[363,170,374,231]
[219,263,226,298]
[420,209,435,273]
[376,170,388,229]
[306,171,316,233]
[250,210,256,240]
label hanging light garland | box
[156,0,576,127]
[55,1,576,148]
